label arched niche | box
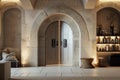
[97,7,120,35]
[97,7,120,66]
[2,8,21,62]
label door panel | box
[45,21,73,66]
[46,22,59,65]
[61,22,73,66]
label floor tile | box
[10,67,120,80]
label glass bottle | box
[118,37,120,43]
[111,39,114,43]
[112,45,115,51]
[115,36,118,43]
[110,24,114,35]
[116,45,119,51]
[118,45,120,51]
[97,37,100,43]
[107,36,111,43]
[103,36,107,43]
[105,45,109,51]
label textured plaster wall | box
[30,0,36,7]
[0,11,2,59]
[23,0,94,66]
[0,0,93,66]
[3,8,21,59]
[0,11,2,50]
[1,0,120,66]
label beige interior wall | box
[0,0,120,66]
[30,0,36,7]
[0,0,92,66]
[36,14,81,67]
[0,11,2,59]
[2,8,21,61]
[97,8,120,34]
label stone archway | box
[29,6,89,66]
[95,2,120,12]
[38,14,80,66]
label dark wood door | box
[45,21,73,66]
[45,21,59,65]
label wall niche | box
[97,7,120,36]
[3,8,21,62]
[96,7,120,67]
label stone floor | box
[10,66,120,80]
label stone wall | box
[3,8,21,60]
[27,0,91,66]
[0,0,120,67]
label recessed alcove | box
[37,14,81,66]
[38,21,73,66]
[97,7,120,66]
[2,8,21,63]
[26,7,90,67]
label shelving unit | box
[97,7,120,66]
[96,36,120,53]
[97,7,120,54]
[98,52,120,54]
[96,36,120,67]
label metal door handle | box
[51,39,56,48]
[63,39,67,48]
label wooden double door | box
[45,21,73,65]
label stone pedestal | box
[81,58,94,68]
[0,61,10,80]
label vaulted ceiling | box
[20,0,98,9]
[0,0,119,9]
[0,0,37,9]
[20,0,37,9]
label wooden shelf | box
[97,35,120,36]
[97,43,120,44]
[97,52,120,54]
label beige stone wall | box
[23,0,94,66]
[0,0,95,66]
[3,8,21,60]
[0,0,120,67]
[0,11,2,51]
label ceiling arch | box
[20,0,36,9]
[82,0,98,9]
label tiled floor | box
[10,66,120,80]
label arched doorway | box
[37,14,81,66]
[29,6,89,66]
[45,21,73,66]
